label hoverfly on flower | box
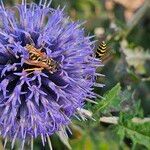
[24,44,59,74]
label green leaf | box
[94,83,121,114]
[117,113,150,149]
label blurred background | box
[1,0,150,150]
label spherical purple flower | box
[0,0,103,149]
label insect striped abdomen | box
[96,41,107,58]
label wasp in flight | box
[24,44,59,74]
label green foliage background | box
[2,0,150,150]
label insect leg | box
[24,68,44,76]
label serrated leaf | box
[117,113,150,149]
[94,83,121,114]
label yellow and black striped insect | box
[96,41,107,59]
[24,44,59,74]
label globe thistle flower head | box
[0,0,103,149]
